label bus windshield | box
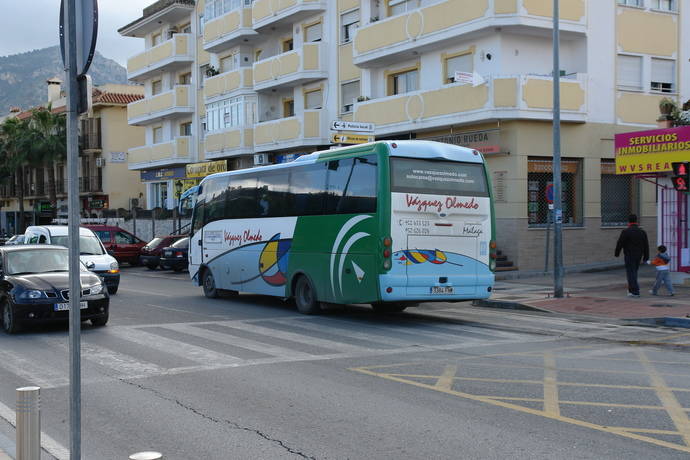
[390,158,489,197]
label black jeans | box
[624,254,641,295]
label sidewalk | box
[484,266,690,323]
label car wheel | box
[130,258,140,267]
[1,300,21,334]
[91,314,109,327]
[294,275,321,315]
[107,286,119,295]
[202,269,218,298]
[371,303,407,313]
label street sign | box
[672,161,689,192]
[59,0,98,76]
[545,183,554,204]
[331,133,374,145]
[330,120,375,133]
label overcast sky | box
[0,0,146,66]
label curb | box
[472,299,549,313]
[631,316,690,329]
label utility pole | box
[552,0,564,298]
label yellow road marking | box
[434,365,457,391]
[350,366,690,454]
[654,332,690,342]
[543,353,560,416]
[636,349,690,446]
[609,427,681,435]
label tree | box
[27,106,66,219]
[0,117,32,233]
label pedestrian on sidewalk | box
[649,245,675,296]
[614,214,649,297]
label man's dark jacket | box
[614,224,649,262]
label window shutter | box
[651,59,674,85]
[617,55,642,89]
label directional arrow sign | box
[330,120,375,133]
[331,133,374,145]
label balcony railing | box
[204,68,254,101]
[127,34,194,81]
[252,0,326,30]
[205,126,254,159]
[253,109,327,152]
[79,176,103,193]
[128,136,192,170]
[203,5,256,53]
[353,0,586,66]
[253,42,326,91]
[127,85,193,125]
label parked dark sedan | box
[139,235,185,270]
[159,237,189,272]
[0,245,109,333]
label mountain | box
[0,46,129,112]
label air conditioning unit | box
[95,157,105,167]
[254,153,269,166]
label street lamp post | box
[175,180,183,234]
[552,0,564,298]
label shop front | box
[140,167,187,210]
[615,126,690,273]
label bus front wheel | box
[294,276,321,315]
[371,303,407,313]
[202,269,218,298]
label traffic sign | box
[545,183,554,204]
[59,0,98,76]
[672,161,689,192]
[331,133,374,145]
[330,120,375,133]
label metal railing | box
[79,176,103,193]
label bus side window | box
[257,170,291,217]
[325,155,377,214]
[289,163,326,216]
[192,198,205,234]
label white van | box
[23,226,120,294]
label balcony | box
[253,43,326,92]
[254,109,328,152]
[353,74,587,136]
[252,0,327,30]
[203,6,257,53]
[79,176,103,194]
[205,127,254,159]
[128,136,192,170]
[204,68,254,101]
[127,85,193,126]
[118,0,195,38]
[126,34,194,82]
[353,0,586,66]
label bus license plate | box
[54,302,88,311]
[431,286,454,295]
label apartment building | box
[0,82,146,233]
[119,0,690,271]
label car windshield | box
[146,237,163,249]
[5,249,75,275]
[51,235,104,255]
[172,237,189,249]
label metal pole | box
[64,0,82,457]
[16,386,41,460]
[552,0,564,298]
[544,209,551,274]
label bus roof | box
[199,140,483,186]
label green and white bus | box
[188,140,495,314]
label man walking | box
[614,214,649,297]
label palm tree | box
[27,106,67,219]
[0,117,32,233]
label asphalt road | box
[1,267,690,459]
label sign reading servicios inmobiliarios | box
[615,126,690,175]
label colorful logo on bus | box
[259,233,292,286]
[397,249,448,265]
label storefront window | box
[151,182,168,209]
[601,160,638,227]
[527,158,583,227]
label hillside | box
[0,46,128,112]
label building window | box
[652,0,675,10]
[205,96,257,132]
[180,23,192,33]
[651,58,675,93]
[205,0,248,22]
[304,88,323,110]
[388,67,418,95]
[199,15,205,35]
[304,21,322,42]
[180,122,192,136]
[179,72,192,85]
[617,0,641,6]
[616,54,642,91]
[445,52,472,84]
[153,126,163,143]
[527,158,583,227]
[152,80,163,95]
[151,182,169,209]
[282,38,294,53]
[255,49,263,61]
[341,9,359,43]
[283,98,295,117]
[220,54,237,73]
[388,0,419,16]
[152,33,162,46]
[341,80,359,113]
[601,160,638,226]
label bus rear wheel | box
[294,276,321,315]
[202,269,218,298]
[371,303,407,313]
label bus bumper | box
[377,272,494,302]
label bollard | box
[16,386,41,460]
[129,452,163,460]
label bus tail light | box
[383,259,392,270]
[382,237,392,270]
[489,240,497,272]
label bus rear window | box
[390,158,489,197]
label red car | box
[139,235,185,270]
[85,225,146,266]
